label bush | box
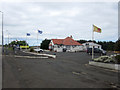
[93,56,115,63]
[104,57,115,63]
[93,56,109,62]
[30,47,34,52]
[115,55,120,64]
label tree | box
[9,40,28,46]
[77,40,87,44]
[40,39,51,50]
[88,40,96,43]
[114,39,120,51]
[97,41,115,51]
[107,41,115,51]
[77,40,97,44]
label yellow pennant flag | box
[93,25,101,33]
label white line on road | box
[23,51,56,58]
[14,55,49,59]
[72,71,87,75]
[3,55,49,59]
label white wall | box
[66,45,84,52]
[52,45,84,52]
[53,45,63,52]
[54,48,63,52]
[72,45,84,52]
[82,42,102,50]
[49,40,55,50]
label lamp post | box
[0,11,4,53]
[6,30,9,47]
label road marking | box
[81,72,87,75]
[103,68,118,72]
[72,71,87,75]
[3,55,49,59]
[2,55,13,57]
[72,72,80,75]
[14,55,49,59]
[18,68,22,71]
[85,64,88,66]
[23,51,56,58]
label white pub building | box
[49,36,84,52]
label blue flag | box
[38,30,42,34]
[27,33,30,36]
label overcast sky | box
[0,0,118,46]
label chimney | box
[70,35,73,38]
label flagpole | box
[8,32,9,48]
[6,30,9,48]
[37,31,38,53]
[92,24,94,59]
[8,33,10,47]
[26,34,27,51]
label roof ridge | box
[52,37,82,45]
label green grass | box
[8,47,13,50]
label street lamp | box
[6,30,10,47]
[0,11,4,53]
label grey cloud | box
[0,2,118,45]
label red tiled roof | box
[51,37,82,46]
[52,39,64,45]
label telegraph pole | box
[0,11,4,53]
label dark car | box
[87,48,106,55]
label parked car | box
[87,48,106,55]
[66,49,71,52]
[34,48,43,52]
[63,48,67,52]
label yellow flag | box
[93,25,101,33]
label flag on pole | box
[27,33,30,36]
[93,25,101,33]
[38,30,42,34]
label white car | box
[34,48,43,52]
[66,50,71,52]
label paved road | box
[2,48,119,88]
